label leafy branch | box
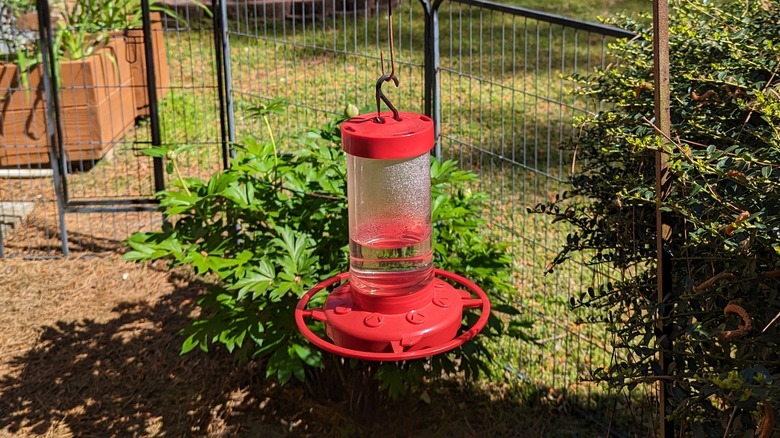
[539,1,780,435]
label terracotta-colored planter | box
[126,12,171,117]
[0,36,136,167]
[0,65,48,155]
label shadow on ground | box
[0,269,288,437]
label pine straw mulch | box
[0,256,286,437]
[0,255,603,438]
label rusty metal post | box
[653,0,674,436]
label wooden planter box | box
[126,13,171,117]
[0,36,136,167]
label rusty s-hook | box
[376,73,400,123]
[375,0,401,123]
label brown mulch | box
[0,255,606,438]
[0,257,309,437]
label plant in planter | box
[0,0,39,84]
[0,0,46,165]
[0,0,137,167]
[0,0,209,166]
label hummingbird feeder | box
[293,2,490,361]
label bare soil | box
[0,255,601,437]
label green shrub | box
[535,1,780,435]
[124,103,523,395]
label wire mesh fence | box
[1,0,657,433]
[224,0,425,143]
[224,1,655,433]
[433,2,657,434]
[441,0,601,388]
[0,1,224,257]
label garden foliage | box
[124,101,521,394]
[534,1,779,435]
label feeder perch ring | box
[295,269,491,361]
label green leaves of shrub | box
[538,1,780,435]
[124,110,520,390]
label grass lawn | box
[509,0,650,19]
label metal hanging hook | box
[375,73,400,123]
[375,0,401,123]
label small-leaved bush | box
[124,100,523,396]
[535,1,779,435]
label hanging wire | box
[375,0,401,122]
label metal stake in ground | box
[652,0,674,436]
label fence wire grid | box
[0,0,658,434]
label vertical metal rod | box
[219,0,237,153]
[385,0,395,79]
[652,0,674,436]
[212,0,235,167]
[141,0,165,192]
[421,0,442,158]
[36,0,70,256]
[212,0,230,169]
[211,0,239,242]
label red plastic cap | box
[341,111,434,159]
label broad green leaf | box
[138,146,170,158]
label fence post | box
[421,0,442,158]
[36,0,70,256]
[652,0,674,436]
[212,0,236,169]
[141,0,165,192]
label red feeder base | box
[295,269,490,361]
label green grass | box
[506,0,650,20]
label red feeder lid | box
[341,111,434,159]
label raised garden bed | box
[0,35,136,167]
